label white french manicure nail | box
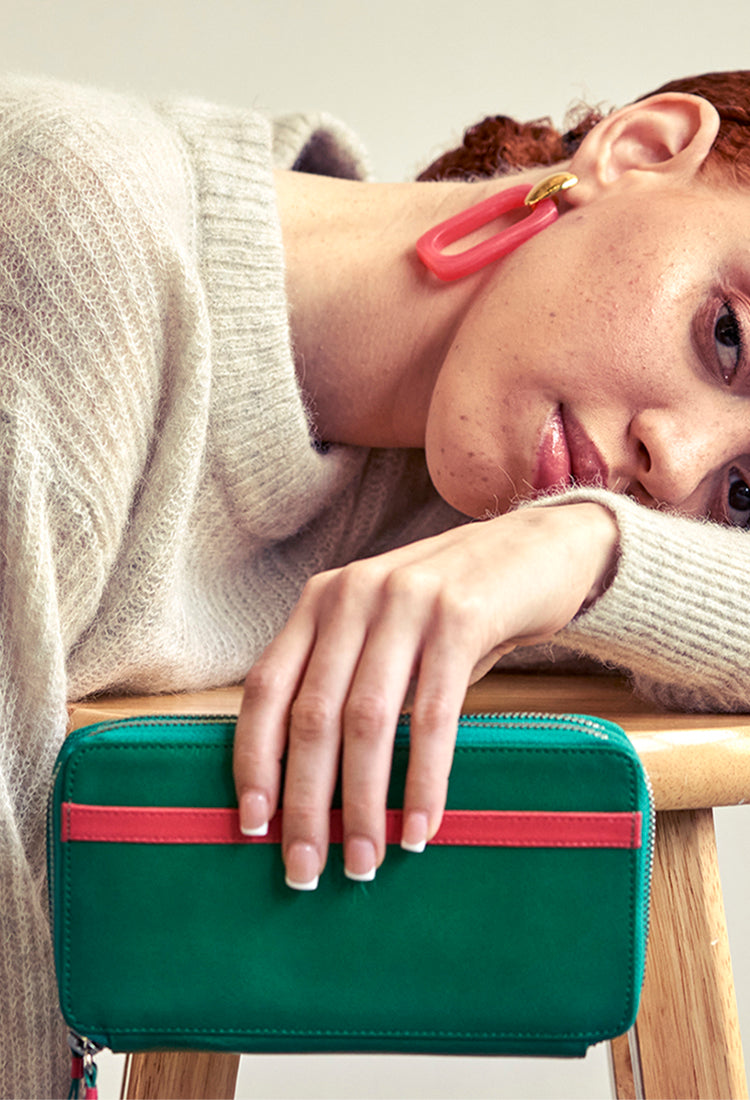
[400,837,426,854]
[401,811,429,853]
[285,842,320,890]
[239,789,269,836]
[345,866,376,882]
[285,874,319,891]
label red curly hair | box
[418,70,750,187]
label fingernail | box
[239,789,269,836]
[401,811,429,853]
[344,836,377,882]
[285,842,320,891]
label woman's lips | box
[533,407,570,492]
[533,407,609,492]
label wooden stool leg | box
[610,1029,639,1099]
[122,1050,240,1100]
[631,808,747,1100]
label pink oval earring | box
[416,171,578,282]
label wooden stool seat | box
[67,672,750,1100]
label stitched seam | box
[63,1017,612,1042]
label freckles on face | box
[424,337,545,518]
[424,186,750,519]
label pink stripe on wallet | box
[61,803,641,849]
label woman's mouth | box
[533,407,609,492]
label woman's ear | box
[566,93,720,204]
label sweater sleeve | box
[0,74,205,1097]
[272,111,373,179]
[524,487,750,712]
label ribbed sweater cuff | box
[524,487,750,710]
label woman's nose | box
[628,408,714,512]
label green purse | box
[48,711,653,1069]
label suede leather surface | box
[49,714,652,1056]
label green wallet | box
[48,712,653,1060]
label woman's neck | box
[274,167,546,448]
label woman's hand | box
[233,501,618,889]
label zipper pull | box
[82,1048,98,1099]
[67,1032,84,1099]
[67,1032,102,1099]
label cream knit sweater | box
[1,75,748,1098]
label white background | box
[1,2,748,1096]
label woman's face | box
[424,179,750,526]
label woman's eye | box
[715,302,742,383]
[726,468,750,527]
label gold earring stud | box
[524,171,578,208]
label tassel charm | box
[82,1050,98,1099]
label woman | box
[0,69,747,1096]
[234,72,750,887]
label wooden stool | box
[67,672,750,1100]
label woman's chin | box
[426,452,528,518]
[433,477,516,520]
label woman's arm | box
[234,489,750,887]
[0,74,208,1097]
[233,501,618,887]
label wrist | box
[568,502,620,608]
